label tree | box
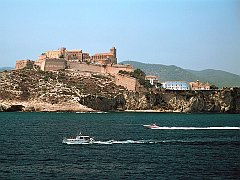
[130,69,154,88]
[118,70,130,75]
[131,68,146,80]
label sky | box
[1,0,240,75]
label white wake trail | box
[150,127,240,130]
[93,140,156,145]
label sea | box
[0,112,240,179]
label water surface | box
[0,112,239,179]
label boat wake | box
[67,139,240,145]
[93,140,153,145]
[148,127,240,130]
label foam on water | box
[65,139,240,145]
[75,111,108,114]
[150,126,240,130]
[93,140,147,144]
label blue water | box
[0,112,240,179]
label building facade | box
[38,47,91,62]
[37,47,116,65]
[145,75,159,85]
[92,47,117,65]
[189,80,210,90]
[16,47,120,71]
[161,81,190,90]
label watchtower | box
[59,47,66,58]
[110,47,116,58]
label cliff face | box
[78,89,240,113]
[0,69,239,113]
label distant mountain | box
[187,69,240,88]
[120,61,240,88]
[0,67,14,72]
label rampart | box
[68,62,105,73]
[15,60,34,70]
[68,62,133,75]
[43,59,67,71]
[115,74,139,92]
[106,64,133,74]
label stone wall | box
[15,60,34,70]
[68,62,133,75]
[68,62,105,73]
[115,74,138,92]
[43,59,67,71]
[106,64,133,74]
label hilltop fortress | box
[16,47,127,72]
[15,47,138,91]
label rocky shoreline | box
[0,100,94,112]
[1,88,240,113]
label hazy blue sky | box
[1,0,240,75]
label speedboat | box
[143,123,160,129]
[62,132,94,144]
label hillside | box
[0,69,126,111]
[187,69,240,88]
[121,61,240,88]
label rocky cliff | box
[0,69,239,113]
[124,89,240,113]
[78,89,240,113]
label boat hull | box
[143,124,160,129]
[62,135,94,145]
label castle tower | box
[110,47,116,58]
[59,47,66,58]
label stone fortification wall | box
[115,74,138,92]
[15,60,34,70]
[68,62,105,73]
[106,64,133,74]
[43,59,67,71]
[68,62,133,75]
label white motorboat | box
[143,123,160,129]
[62,132,94,144]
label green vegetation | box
[118,70,130,75]
[119,69,153,88]
[131,68,146,80]
[43,71,55,81]
[131,69,150,88]
[24,63,33,70]
[188,69,240,88]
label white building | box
[162,81,190,90]
[145,75,158,85]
